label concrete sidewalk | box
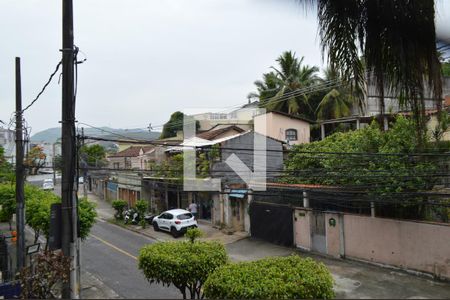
[226,238,450,299]
[88,192,248,245]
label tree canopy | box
[301,0,443,146]
[80,144,107,167]
[138,241,228,299]
[203,256,334,299]
[160,111,199,139]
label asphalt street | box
[82,221,181,299]
[25,175,181,298]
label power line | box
[21,61,62,114]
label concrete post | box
[320,124,325,140]
[303,191,309,208]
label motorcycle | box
[123,209,140,225]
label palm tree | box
[252,51,319,117]
[302,0,443,146]
[315,68,355,120]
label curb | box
[102,217,167,242]
[101,217,249,245]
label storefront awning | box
[229,189,247,198]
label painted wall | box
[211,132,284,183]
[254,112,310,145]
[294,208,312,251]
[294,211,450,279]
[343,215,450,280]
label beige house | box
[253,111,311,145]
[107,146,155,170]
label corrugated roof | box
[197,125,245,140]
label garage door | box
[249,202,293,247]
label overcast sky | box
[1,0,449,134]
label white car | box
[152,209,197,238]
[42,179,54,190]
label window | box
[124,157,131,169]
[177,213,193,220]
[113,162,120,169]
[285,129,298,141]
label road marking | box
[90,234,138,261]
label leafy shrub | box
[1,184,97,246]
[204,255,334,299]
[112,199,127,220]
[135,200,148,228]
[138,241,228,299]
[185,227,203,243]
[78,197,97,239]
[0,184,16,229]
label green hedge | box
[138,241,227,299]
[203,255,335,299]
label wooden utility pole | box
[81,128,87,199]
[61,0,79,297]
[15,57,26,271]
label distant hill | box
[31,127,161,144]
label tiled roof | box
[197,125,245,140]
[108,146,154,158]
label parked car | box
[152,209,197,238]
[42,178,54,191]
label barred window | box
[285,129,298,141]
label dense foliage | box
[135,200,148,227]
[442,61,450,77]
[112,199,128,220]
[283,116,438,194]
[282,116,448,220]
[138,241,228,299]
[0,184,97,245]
[0,146,14,183]
[203,255,334,299]
[79,144,107,167]
[302,1,442,146]
[160,111,199,139]
[78,197,97,239]
[185,227,203,243]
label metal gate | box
[249,202,293,247]
[311,211,326,253]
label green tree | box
[160,112,200,139]
[301,1,443,147]
[80,144,107,167]
[315,68,356,120]
[0,146,14,183]
[283,116,440,219]
[78,197,97,239]
[138,241,228,299]
[0,184,16,229]
[0,184,97,245]
[135,200,148,228]
[204,256,334,299]
[442,61,450,77]
[253,51,319,118]
[112,199,128,220]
